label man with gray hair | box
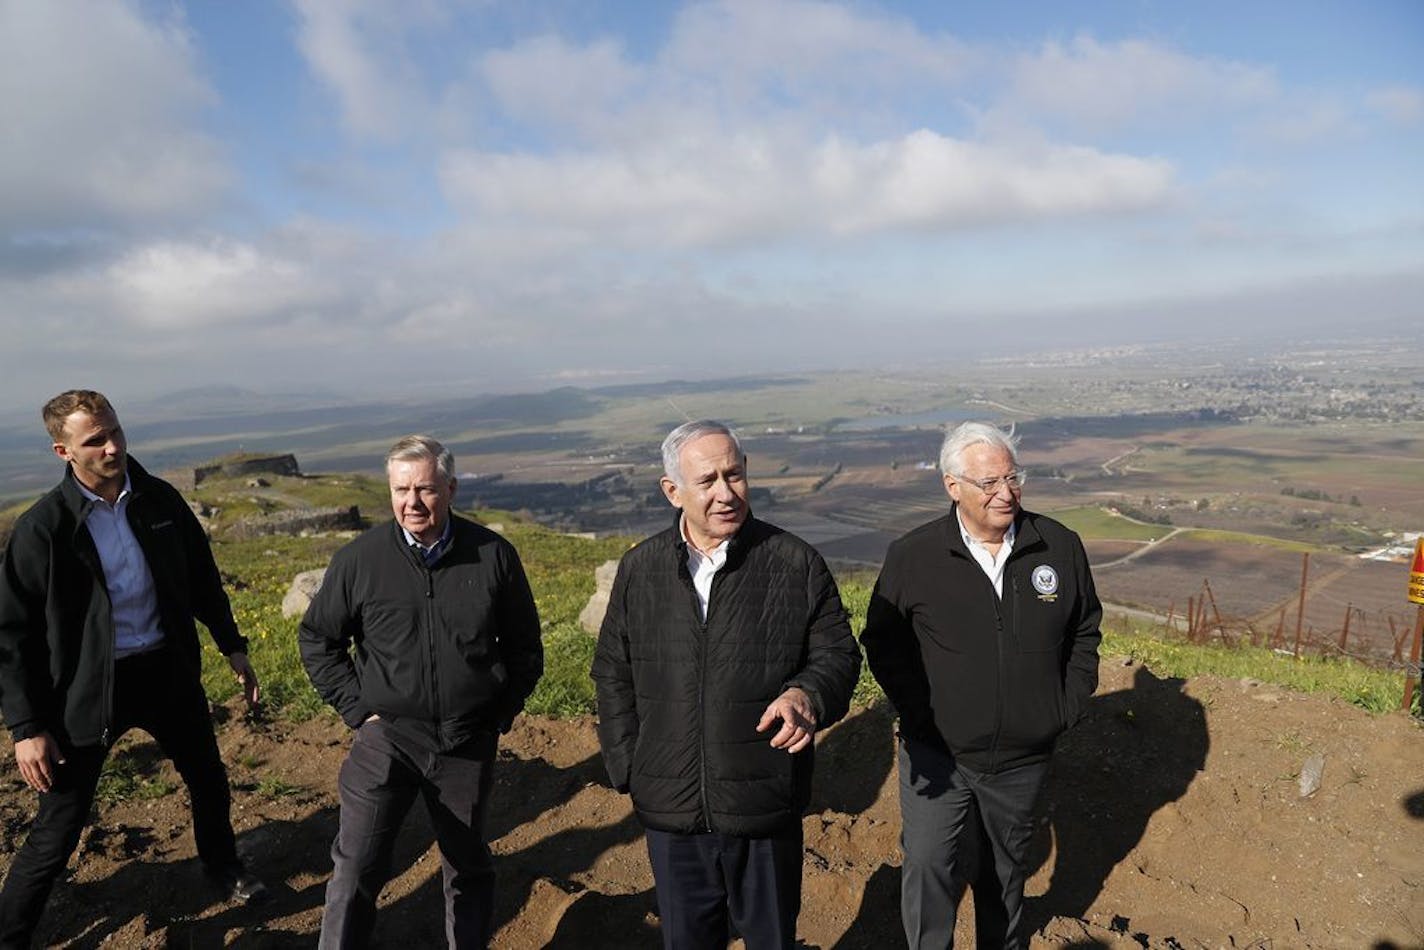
[861,421,1101,949]
[300,434,542,948]
[593,420,860,949]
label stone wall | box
[227,505,362,539]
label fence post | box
[1293,552,1310,658]
[1404,607,1424,716]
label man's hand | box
[227,652,260,710]
[14,732,64,793]
[756,687,818,753]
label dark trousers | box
[644,824,803,950]
[0,647,239,948]
[898,736,1049,950]
[319,719,498,950]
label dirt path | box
[1,657,1420,948]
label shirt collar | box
[402,516,454,556]
[679,514,730,564]
[955,508,1016,552]
[74,471,133,508]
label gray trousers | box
[898,736,1049,950]
[319,719,498,949]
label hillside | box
[0,657,1419,948]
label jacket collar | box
[943,503,1042,559]
[58,456,153,518]
[668,509,763,568]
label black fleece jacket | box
[592,514,860,837]
[299,516,542,751]
[862,506,1101,773]
[0,458,247,748]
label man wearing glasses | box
[861,421,1101,949]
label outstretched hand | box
[756,687,818,753]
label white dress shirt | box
[957,510,1017,599]
[681,517,729,621]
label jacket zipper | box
[420,557,441,738]
[987,574,1007,772]
[77,510,117,747]
[696,564,720,833]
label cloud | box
[662,0,975,98]
[1250,98,1356,146]
[292,0,448,142]
[1005,34,1276,131]
[440,129,1173,246]
[1367,85,1424,125]
[106,238,317,328]
[0,0,229,236]
[481,35,644,139]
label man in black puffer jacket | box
[862,421,1102,950]
[592,420,860,950]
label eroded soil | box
[1,658,1420,948]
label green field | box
[1048,506,1166,542]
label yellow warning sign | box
[1410,538,1424,605]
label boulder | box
[578,559,621,634]
[281,568,327,619]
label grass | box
[97,748,178,806]
[1174,528,1318,553]
[1048,506,1167,542]
[195,504,1414,728]
[1098,616,1406,714]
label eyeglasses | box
[954,470,1026,494]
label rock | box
[1298,753,1325,798]
[578,560,621,634]
[245,477,270,488]
[281,568,328,619]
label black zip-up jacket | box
[591,514,860,837]
[861,506,1101,774]
[299,516,542,751]
[0,458,247,748]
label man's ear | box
[53,441,71,463]
[942,474,960,505]
[660,476,681,509]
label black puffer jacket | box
[0,459,247,748]
[862,506,1101,774]
[592,515,860,837]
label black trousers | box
[644,824,803,950]
[898,736,1050,950]
[318,719,498,949]
[0,647,240,947]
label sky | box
[2,0,1422,410]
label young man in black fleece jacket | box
[0,390,265,947]
[862,421,1101,950]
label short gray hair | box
[940,421,1019,475]
[661,420,744,485]
[386,434,455,482]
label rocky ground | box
[0,657,1420,948]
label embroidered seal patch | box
[1031,564,1059,599]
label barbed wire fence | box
[1136,550,1422,715]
